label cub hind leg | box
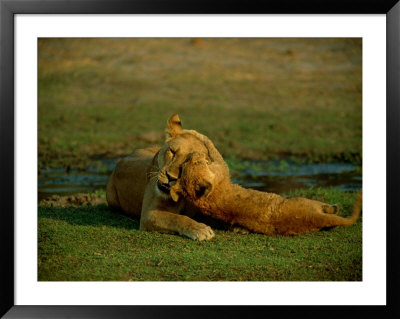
[303,198,339,214]
[322,204,340,214]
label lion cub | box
[172,152,362,236]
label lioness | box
[106,114,226,240]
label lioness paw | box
[183,223,215,241]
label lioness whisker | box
[147,170,160,180]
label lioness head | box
[154,114,214,202]
[171,152,217,201]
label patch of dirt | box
[39,193,107,207]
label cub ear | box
[166,114,183,137]
[170,189,180,202]
[195,180,214,198]
[170,183,182,202]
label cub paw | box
[183,223,215,241]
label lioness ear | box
[166,114,183,137]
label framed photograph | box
[1,0,399,318]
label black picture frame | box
[1,0,399,318]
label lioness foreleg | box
[140,185,215,241]
[140,209,215,241]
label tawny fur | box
[173,152,362,236]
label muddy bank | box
[39,193,106,207]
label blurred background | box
[38,38,362,200]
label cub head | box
[155,114,213,202]
[171,152,217,202]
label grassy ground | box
[38,38,362,282]
[38,188,362,281]
[38,38,362,168]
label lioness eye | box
[169,148,175,156]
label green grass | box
[38,38,362,168]
[38,187,362,281]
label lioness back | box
[106,147,160,217]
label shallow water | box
[38,159,361,201]
[232,160,361,194]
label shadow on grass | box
[38,204,140,230]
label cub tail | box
[332,191,362,226]
[344,191,362,225]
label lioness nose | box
[166,171,178,183]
